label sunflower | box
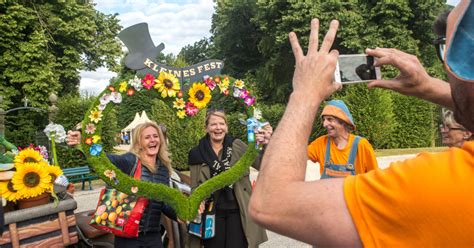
[0,181,21,202]
[188,83,211,109]
[12,162,51,199]
[154,72,180,98]
[173,98,185,109]
[14,148,44,167]
[46,165,63,186]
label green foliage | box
[0,1,122,104]
[55,94,96,130]
[150,100,206,170]
[388,93,437,148]
[340,86,395,149]
[5,110,48,147]
[56,144,88,169]
[179,38,216,65]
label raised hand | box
[66,130,81,146]
[290,19,341,102]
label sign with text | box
[118,23,224,89]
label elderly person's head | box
[205,110,228,144]
[320,100,355,138]
[130,121,171,174]
[445,0,474,133]
[440,108,473,147]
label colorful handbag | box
[89,159,149,238]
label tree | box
[0,0,123,145]
[211,0,264,79]
[178,37,215,65]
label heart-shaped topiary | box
[80,73,259,220]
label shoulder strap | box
[130,156,142,179]
[324,137,331,166]
[347,136,361,165]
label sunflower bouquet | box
[0,146,63,203]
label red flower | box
[177,91,183,98]
[85,137,93,145]
[204,76,216,91]
[142,74,156,90]
[185,102,199,116]
[127,88,135,96]
[108,86,116,92]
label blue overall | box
[320,136,361,179]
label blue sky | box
[79,0,461,95]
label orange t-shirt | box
[344,141,474,247]
[307,134,378,175]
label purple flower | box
[244,96,255,106]
[204,75,216,91]
[239,89,249,99]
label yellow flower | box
[177,110,186,119]
[154,72,180,98]
[14,148,43,167]
[173,98,185,109]
[12,162,50,199]
[119,81,128,92]
[234,80,245,89]
[92,135,101,143]
[47,165,63,186]
[0,181,21,202]
[188,83,211,109]
[218,77,230,93]
[89,109,103,124]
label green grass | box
[375,146,448,157]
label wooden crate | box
[0,199,78,247]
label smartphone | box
[334,54,381,84]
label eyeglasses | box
[439,124,465,132]
[433,36,446,62]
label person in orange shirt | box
[307,100,377,178]
[249,0,474,246]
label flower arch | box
[80,72,261,220]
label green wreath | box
[81,72,262,220]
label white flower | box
[99,94,111,105]
[110,92,122,104]
[44,123,67,143]
[253,108,262,120]
[98,104,107,111]
[129,75,143,90]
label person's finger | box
[319,20,339,53]
[289,32,304,62]
[367,79,400,90]
[307,19,320,56]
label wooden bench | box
[63,166,98,191]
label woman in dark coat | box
[188,111,272,248]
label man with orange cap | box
[307,100,378,178]
[249,0,474,246]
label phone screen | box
[335,55,380,84]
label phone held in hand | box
[334,54,381,84]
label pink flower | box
[185,102,199,116]
[239,89,249,99]
[142,74,156,90]
[85,123,96,134]
[244,96,255,106]
[204,75,216,91]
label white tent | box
[121,111,152,144]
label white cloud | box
[80,0,215,95]
[446,0,460,6]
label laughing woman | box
[67,122,177,248]
[188,110,272,248]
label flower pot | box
[18,193,51,209]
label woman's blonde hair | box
[130,122,172,175]
[205,110,227,127]
[441,108,459,127]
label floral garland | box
[80,73,260,220]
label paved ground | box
[73,154,416,247]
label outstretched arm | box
[366,48,454,109]
[249,19,361,246]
